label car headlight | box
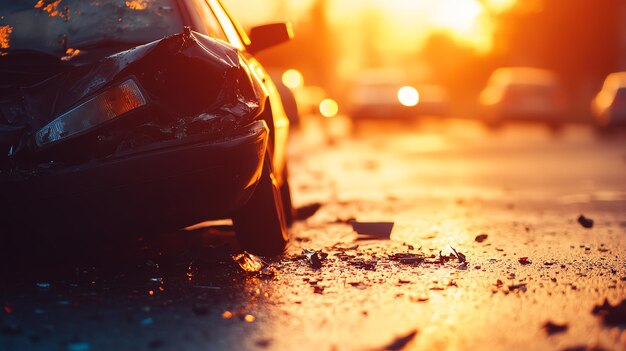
[35,79,147,148]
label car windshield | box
[0,0,183,55]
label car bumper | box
[2,120,269,236]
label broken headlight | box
[35,78,146,148]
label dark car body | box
[0,0,293,255]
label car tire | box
[232,155,288,256]
[280,165,294,227]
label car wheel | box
[280,165,294,227]
[232,155,288,256]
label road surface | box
[1,117,625,351]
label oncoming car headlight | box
[35,79,147,148]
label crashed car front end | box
[0,28,272,235]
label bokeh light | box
[319,98,339,118]
[282,69,304,89]
[397,86,420,107]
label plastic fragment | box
[383,329,418,350]
[350,220,394,239]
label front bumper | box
[1,120,269,237]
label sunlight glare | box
[433,0,484,33]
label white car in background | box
[479,67,568,129]
[592,71,626,130]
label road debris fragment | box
[450,247,466,262]
[350,221,394,239]
[591,298,626,326]
[232,252,265,272]
[577,215,594,229]
[475,234,488,243]
[518,257,532,265]
[542,321,569,335]
[294,203,322,221]
[508,283,527,292]
[382,329,418,350]
[389,253,424,264]
[303,249,328,269]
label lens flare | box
[397,86,420,107]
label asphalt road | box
[2,117,626,351]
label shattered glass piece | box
[36,282,50,289]
[350,220,394,239]
[303,249,328,269]
[192,113,220,123]
[577,214,594,229]
[232,252,265,273]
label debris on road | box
[232,252,265,273]
[542,321,569,335]
[591,298,626,326]
[389,253,424,264]
[450,247,467,263]
[294,203,322,221]
[475,234,489,243]
[508,283,527,292]
[382,329,418,350]
[350,221,394,239]
[577,215,594,229]
[348,259,377,271]
[519,257,532,265]
[303,249,328,269]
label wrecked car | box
[0,0,294,255]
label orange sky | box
[224,0,517,53]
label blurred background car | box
[591,71,626,130]
[479,67,569,129]
[347,69,448,120]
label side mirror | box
[247,23,294,55]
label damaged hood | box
[0,28,264,171]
